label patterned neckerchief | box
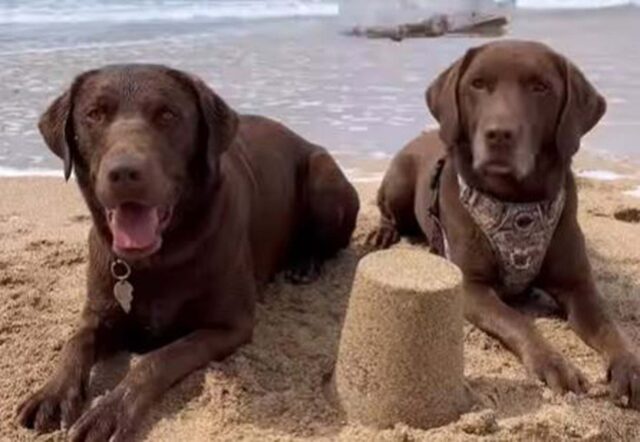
[457,177,566,295]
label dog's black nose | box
[106,157,144,185]
[485,127,514,145]
[108,166,141,184]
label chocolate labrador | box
[368,40,640,407]
[17,64,359,441]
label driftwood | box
[344,13,508,42]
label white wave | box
[0,166,63,177]
[0,32,215,57]
[349,173,385,183]
[0,1,339,25]
[576,169,628,181]
[624,186,640,198]
[507,0,639,8]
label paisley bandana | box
[457,177,566,295]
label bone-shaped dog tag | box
[113,280,133,313]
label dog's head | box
[427,40,605,201]
[39,65,238,261]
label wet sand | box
[1,150,640,440]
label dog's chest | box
[130,295,183,335]
[118,275,196,349]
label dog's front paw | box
[524,348,589,394]
[69,385,148,442]
[16,376,84,433]
[608,351,640,410]
[365,224,400,249]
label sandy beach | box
[2,1,640,440]
[1,148,640,440]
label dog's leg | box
[286,150,358,284]
[366,193,402,250]
[68,319,253,442]
[540,226,640,409]
[16,313,104,432]
[367,155,421,249]
[465,281,588,393]
[550,283,640,409]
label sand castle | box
[334,248,467,429]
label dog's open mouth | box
[106,203,172,258]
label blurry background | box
[1,0,639,179]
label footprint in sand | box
[614,208,640,224]
[42,244,86,268]
[0,274,30,289]
[25,239,64,251]
[23,240,86,268]
[69,214,91,224]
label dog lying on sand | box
[17,64,359,441]
[368,40,640,408]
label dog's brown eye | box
[158,108,178,123]
[471,78,488,90]
[530,80,550,94]
[85,108,105,123]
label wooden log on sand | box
[344,13,508,42]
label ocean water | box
[512,0,640,7]
[0,1,339,25]
[0,1,639,176]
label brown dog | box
[368,40,640,407]
[16,64,359,441]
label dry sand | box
[2,159,640,441]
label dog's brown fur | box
[16,64,359,441]
[368,41,640,407]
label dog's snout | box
[108,163,142,184]
[485,127,515,146]
[101,154,148,191]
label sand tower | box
[334,248,467,429]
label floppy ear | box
[39,71,97,181]
[555,57,606,161]
[38,90,75,180]
[426,47,478,148]
[186,74,239,166]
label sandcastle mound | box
[334,247,467,429]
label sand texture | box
[1,169,640,441]
[334,249,465,429]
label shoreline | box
[2,147,639,198]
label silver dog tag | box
[113,280,134,313]
[111,259,134,314]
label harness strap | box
[426,157,447,257]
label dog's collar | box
[457,175,566,295]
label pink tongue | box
[109,205,159,250]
